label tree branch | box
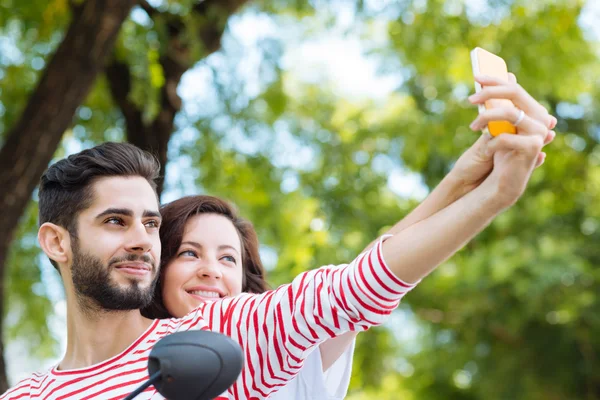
[107,0,251,197]
[105,60,145,136]
[137,0,157,17]
[0,0,138,392]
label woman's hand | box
[448,73,557,198]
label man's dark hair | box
[39,142,160,268]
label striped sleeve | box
[201,235,417,399]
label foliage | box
[1,0,599,397]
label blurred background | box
[1,0,599,398]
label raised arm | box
[364,76,555,255]
[323,73,557,374]
[381,74,555,283]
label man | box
[1,76,556,399]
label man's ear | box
[38,223,72,266]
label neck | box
[60,296,154,371]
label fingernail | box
[468,94,480,103]
[470,121,479,130]
[550,116,557,128]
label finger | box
[508,73,517,84]
[549,116,558,129]
[470,130,493,157]
[469,84,545,114]
[534,152,546,168]
[470,107,547,139]
[475,75,511,86]
[544,130,556,146]
[471,78,554,128]
[485,134,543,161]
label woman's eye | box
[179,250,197,257]
[221,255,237,264]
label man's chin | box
[96,286,155,311]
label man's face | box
[69,176,161,312]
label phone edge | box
[470,47,490,136]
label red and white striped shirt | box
[2,238,416,399]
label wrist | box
[439,171,471,202]
[472,178,512,216]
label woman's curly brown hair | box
[141,195,269,319]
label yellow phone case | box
[470,47,516,136]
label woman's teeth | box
[189,290,220,298]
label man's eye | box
[105,217,124,225]
[145,220,160,228]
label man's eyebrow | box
[94,208,161,219]
[143,210,161,219]
[95,208,133,219]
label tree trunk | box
[107,0,251,198]
[0,0,136,391]
[105,57,183,197]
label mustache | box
[108,253,156,270]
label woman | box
[143,195,358,399]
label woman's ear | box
[38,223,71,266]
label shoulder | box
[152,304,215,333]
[1,371,49,399]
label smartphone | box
[470,47,516,136]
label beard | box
[71,239,158,313]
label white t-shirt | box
[269,339,355,399]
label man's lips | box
[113,262,152,276]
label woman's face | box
[162,213,244,318]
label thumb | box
[473,131,493,156]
